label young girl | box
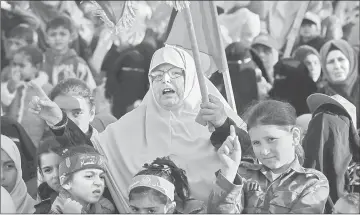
[1,135,36,213]
[208,100,330,213]
[49,144,115,213]
[34,137,63,213]
[128,157,205,214]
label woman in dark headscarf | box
[210,41,265,114]
[269,58,318,116]
[293,45,324,89]
[319,39,360,128]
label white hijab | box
[94,46,244,212]
[1,135,35,214]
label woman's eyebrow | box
[3,160,15,165]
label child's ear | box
[89,107,95,122]
[166,201,176,214]
[291,127,301,146]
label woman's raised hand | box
[28,81,63,126]
[198,94,228,128]
[217,125,242,182]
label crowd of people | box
[1,0,359,214]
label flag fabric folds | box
[165,1,225,77]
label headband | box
[128,175,175,201]
[59,153,107,185]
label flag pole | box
[283,1,310,57]
[208,1,237,113]
[183,5,215,131]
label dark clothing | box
[1,116,37,182]
[105,42,156,119]
[302,104,360,213]
[318,77,360,129]
[210,117,255,163]
[34,183,58,214]
[269,58,317,116]
[293,36,327,53]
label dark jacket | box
[302,104,360,213]
[210,117,255,163]
[34,183,59,214]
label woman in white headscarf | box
[1,135,36,213]
[29,46,244,213]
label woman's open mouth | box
[162,88,175,95]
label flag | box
[165,1,225,77]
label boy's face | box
[53,95,95,133]
[4,37,28,59]
[46,26,72,53]
[300,22,318,39]
[11,52,37,81]
[332,198,358,214]
[65,168,105,205]
[40,152,62,192]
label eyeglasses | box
[149,67,184,82]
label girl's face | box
[11,52,37,81]
[129,192,176,214]
[1,149,17,193]
[150,63,185,111]
[4,37,28,59]
[65,168,105,205]
[248,125,300,170]
[40,152,61,192]
[304,54,321,82]
[325,50,350,83]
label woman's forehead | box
[151,63,181,72]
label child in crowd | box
[293,12,326,52]
[49,144,115,213]
[1,24,39,81]
[1,45,52,147]
[208,100,330,213]
[332,192,359,214]
[128,156,205,214]
[1,135,36,213]
[42,15,96,90]
[34,137,63,213]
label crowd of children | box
[1,0,360,214]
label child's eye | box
[148,209,156,214]
[44,168,52,173]
[72,110,83,117]
[85,175,93,179]
[252,141,260,146]
[6,164,15,169]
[130,207,138,212]
[267,137,277,142]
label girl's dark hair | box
[36,136,62,173]
[129,157,190,205]
[49,78,95,109]
[243,99,305,165]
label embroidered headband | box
[59,152,107,185]
[128,175,175,201]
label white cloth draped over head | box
[1,186,16,213]
[93,46,245,212]
[1,135,35,214]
